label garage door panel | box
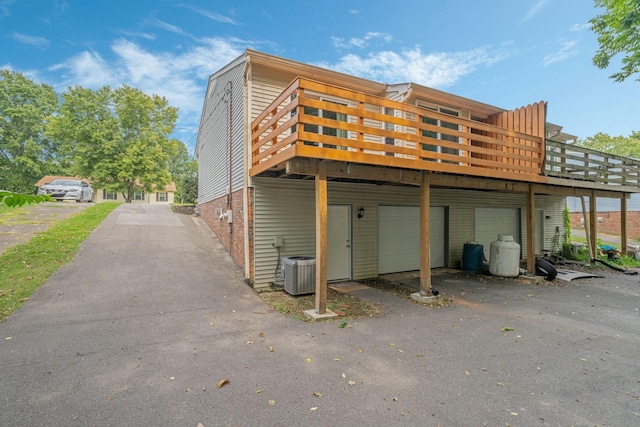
[379,206,445,274]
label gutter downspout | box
[243,57,252,283]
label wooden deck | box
[251,77,640,190]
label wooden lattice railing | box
[545,140,640,186]
[251,77,640,188]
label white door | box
[378,206,446,274]
[474,207,519,260]
[328,205,351,281]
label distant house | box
[35,175,90,187]
[94,182,176,204]
[36,176,176,204]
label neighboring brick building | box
[568,195,640,240]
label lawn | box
[0,202,120,322]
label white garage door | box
[474,208,519,260]
[379,206,445,274]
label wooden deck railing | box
[251,78,640,189]
[545,140,640,186]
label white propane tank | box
[489,235,521,277]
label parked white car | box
[37,179,94,202]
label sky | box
[1,0,638,153]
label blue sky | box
[1,0,638,152]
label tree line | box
[0,70,197,204]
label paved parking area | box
[1,203,638,426]
[0,201,90,252]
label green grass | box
[0,204,30,226]
[0,202,120,322]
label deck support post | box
[589,192,598,259]
[314,161,328,315]
[621,196,628,255]
[419,172,432,295]
[526,185,536,274]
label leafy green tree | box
[48,85,179,202]
[0,191,51,207]
[0,70,59,193]
[576,131,640,157]
[168,140,198,204]
[590,0,640,82]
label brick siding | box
[200,189,251,279]
[570,211,640,240]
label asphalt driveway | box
[1,204,638,426]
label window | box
[417,101,461,164]
[302,97,349,149]
[134,191,145,201]
[383,107,396,156]
[103,190,117,200]
[156,192,167,202]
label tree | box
[576,131,640,157]
[168,140,198,204]
[590,0,640,82]
[0,70,59,193]
[0,191,51,207]
[48,85,179,202]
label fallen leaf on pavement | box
[310,407,318,411]
[217,378,230,388]
[348,380,356,386]
[269,400,276,405]
[313,391,322,397]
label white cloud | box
[521,0,549,24]
[49,50,122,88]
[11,32,50,48]
[541,40,578,67]
[319,46,508,88]
[117,30,156,41]
[0,0,15,18]
[332,32,393,49]
[151,19,187,36]
[48,38,246,148]
[569,23,591,32]
[188,7,238,25]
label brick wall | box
[570,211,640,239]
[200,189,248,275]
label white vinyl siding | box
[474,208,520,260]
[197,61,245,203]
[252,178,566,288]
